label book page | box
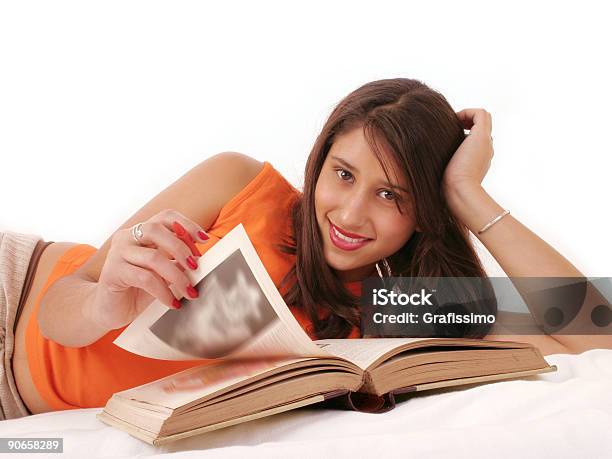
[317,337,534,370]
[315,338,428,369]
[113,223,331,361]
[113,357,311,410]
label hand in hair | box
[442,108,494,194]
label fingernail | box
[180,230,201,257]
[187,284,199,299]
[172,221,186,237]
[186,256,198,270]
[198,230,209,241]
[172,298,182,309]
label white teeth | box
[332,226,367,243]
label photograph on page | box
[149,249,278,359]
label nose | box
[337,190,370,231]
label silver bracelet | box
[477,209,510,234]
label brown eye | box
[335,168,353,181]
[335,167,400,203]
[379,190,397,201]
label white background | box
[1,0,610,276]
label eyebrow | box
[330,156,410,194]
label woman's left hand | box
[442,108,494,196]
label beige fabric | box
[0,230,41,420]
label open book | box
[97,224,556,445]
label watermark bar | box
[360,277,612,337]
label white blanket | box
[1,349,611,459]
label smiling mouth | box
[327,220,374,251]
[328,220,373,241]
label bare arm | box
[38,275,106,348]
[38,152,265,347]
[446,184,611,354]
[441,108,610,355]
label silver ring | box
[131,222,145,245]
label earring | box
[383,257,393,277]
[376,258,393,279]
[375,261,383,279]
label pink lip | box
[329,221,371,240]
[328,222,372,251]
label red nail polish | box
[198,230,209,241]
[186,256,198,270]
[172,298,182,309]
[172,221,186,237]
[187,284,199,298]
[176,226,201,257]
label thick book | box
[97,224,556,445]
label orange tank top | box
[26,161,362,410]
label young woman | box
[2,78,609,420]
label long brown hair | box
[276,78,494,339]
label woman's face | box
[314,126,419,283]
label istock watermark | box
[372,288,434,306]
[360,277,612,338]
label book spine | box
[322,387,416,413]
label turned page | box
[114,223,331,361]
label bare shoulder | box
[212,152,265,189]
[197,152,265,208]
